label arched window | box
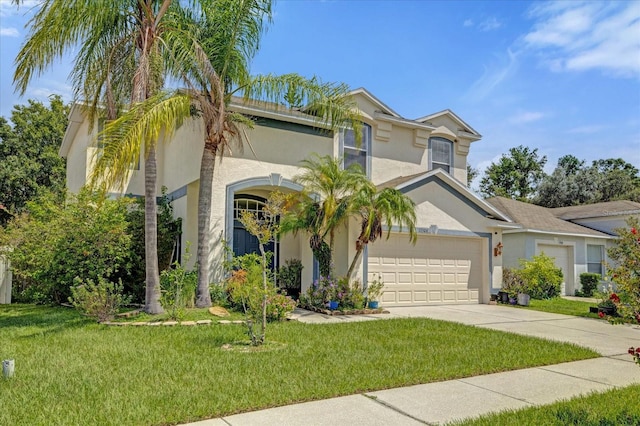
[232,195,277,267]
[429,137,453,173]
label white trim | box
[503,228,613,239]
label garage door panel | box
[368,235,483,306]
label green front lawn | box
[511,297,599,318]
[453,384,640,425]
[1,304,598,426]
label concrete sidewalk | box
[186,305,640,426]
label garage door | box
[537,244,574,296]
[368,234,484,306]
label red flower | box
[630,347,636,355]
[598,311,605,318]
[610,293,620,303]
[632,227,637,235]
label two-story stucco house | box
[60,88,514,306]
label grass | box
[452,384,640,425]
[0,304,599,426]
[509,297,600,318]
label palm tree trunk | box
[346,246,364,281]
[144,144,163,314]
[195,146,215,307]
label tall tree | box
[281,155,369,277]
[479,145,547,201]
[0,96,68,224]
[13,0,197,313]
[346,187,417,281]
[466,164,479,189]
[535,156,640,207]
[96,0,362,306]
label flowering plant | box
[628,347,640,366]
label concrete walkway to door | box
[185,305,640,426]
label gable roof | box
[414,109,481,139]
[348,87,401,118]
[485,197,612,238]
[378,169,512,222]
[551,200,640,220]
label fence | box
[0,255,11,304]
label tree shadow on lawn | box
[0,304,91,338]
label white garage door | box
[368,234,484,306]
[537,244,574,296]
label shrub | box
[0,189,132,304]
[502,267,526,297]
[277,258,303,292]
[607,217,640,324]
[299,275,366,310]
[579,273,600,297]
[209,283,228,306]
[124,189,182,303]
[518,253,563,299]
[70,277,130,322]
[160,249,197,321]
[266,293,296,321]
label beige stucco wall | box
[61,96,486,297]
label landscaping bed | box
[300,304,389,316]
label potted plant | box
[277,259,303,300]
[366,276,384,309]
[502,268,527,305]
[597,291,619,317]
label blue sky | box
[1,0,639,179]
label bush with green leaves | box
[517,253,563,299]
[607,217,640,324]
[125,189,182,302]
[70,277,130,322]
[0,189,132,304]
[502,267,526,297]
[578,273,600,297]
[160,261,197,321]
[299,274,366,310]
[277,258,303,292]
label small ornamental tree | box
[238,192,289,346]
[608,217,640,324]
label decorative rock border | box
[300,305,389,316]
[100,319,247,326]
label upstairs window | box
[587,244,604,276]
[342,123,371,177]
[429,137,453,173]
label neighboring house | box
[484,197,640,296]
[551,201,640,236]
[60,88,514,306]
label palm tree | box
[133,0,363,307]
[280,154,369,277]
[13,0,196,313]
[346,187,417,282]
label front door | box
[233,196,277,269]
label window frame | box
[341,123,372,178]
[586,244,604,277]
[428,137,454,173]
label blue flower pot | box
[368,301,379,309]
[328,301,339,310]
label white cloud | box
[524,1,640,77]
[463,19,473,27]
[0,0,39,18]
[0,26,18,37]
[509,111,545,124]
[479,17,502,32]
[467,48,518,100]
